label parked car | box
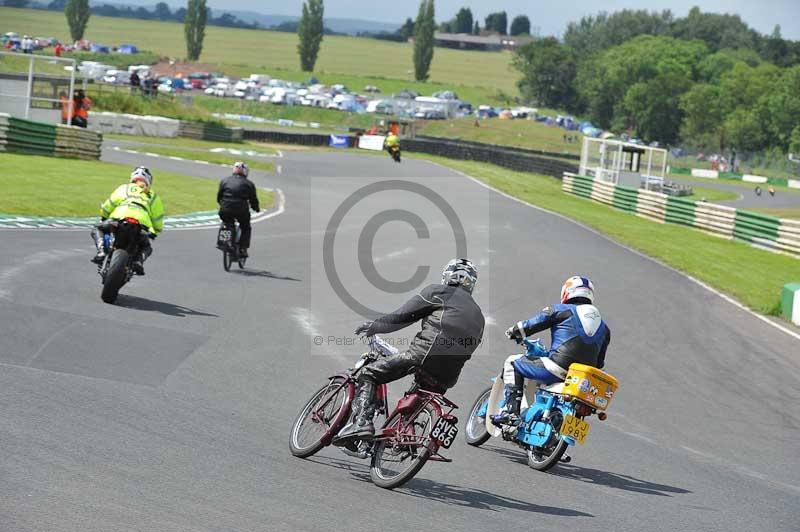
[188,72,213,90]
[103,69,131,85]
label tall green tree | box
[563,9,673,55]
[398,17,415,40]
[484,11,507,35]
[184,0,206,60]
[513,37,577,108]
[472,20,480,35]
[64,0,90,42]
[297,0,324,72]
[680,84,725,149]
[509,15,530,36]
[453,7,473,34]
[413,0,435,81]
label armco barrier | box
[179,121,243,142]
[401,138,578,178]
[0,113,101,160]
[243,129,356,147]
[241,129,578,178]
[414,135,581,162]
[562,173,798,258]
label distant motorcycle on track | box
[464,338,619,471]
[388,145,401,163]
[289,335,459,489]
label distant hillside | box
[73,1,399,35]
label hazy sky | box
[252,0,800,39]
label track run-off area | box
[1,148,798,532]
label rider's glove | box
[148,233,157,240]
[354,321,373,337]
[505,323,524,342]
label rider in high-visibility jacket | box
[91,167,164,275]
[384,133,400,150]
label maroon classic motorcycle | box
[289,336,459,489]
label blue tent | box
[118,44,138,54]
[90,43,110,53]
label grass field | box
[416,155,798,316]
[751,207,800,220]
[0,152,273,216]
[0,7,517,102]
[418,118,584,156]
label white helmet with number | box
[560,275,595,304]
[130,166,153,188]
[441,258,478,294]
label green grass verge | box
[688,186,739,202]
[104,133,276,153]
[0,152,273,216]
[415,155,798,316]
[751,208,800,220]
[135,147,275,173]
[418,118,584,157]
[86,89,220,123]
[0,7,516,103]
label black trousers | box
[219,204,252,248]
[360,350,451,392]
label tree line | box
[514,7,800,155]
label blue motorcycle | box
[464,338,618,471]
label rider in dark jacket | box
[335,259,485,442]
[217,162,259,257]
[494,276,611,425]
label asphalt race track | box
[1,148,798,532]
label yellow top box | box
[562,363,619,411]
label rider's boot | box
[492,385,523,426]
[334,381,376,442]
[239,247,248,259]
[131,252,146,275]
[91,234,106,264]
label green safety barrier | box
[0,113,101,160]
[562,173,798,258]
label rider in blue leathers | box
[493,276,611,426]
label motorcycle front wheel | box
[289,376,353,458]
[527,437,568,471]
[464,385,492,447]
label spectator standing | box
[59,91,74,125]
[130,71,141,94]
[71,90,92,128]
[54,42,63,57]
[21,35,32,54]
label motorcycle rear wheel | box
[101,249,129,304]
[222,249,232,271]
[370,403,434,489]
[527,438,568,471]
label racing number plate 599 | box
[561,414,590,444]
[431,417,458,448]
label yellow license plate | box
[561,414,590,445]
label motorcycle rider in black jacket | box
[334,258,485,442]
[217,162,260,258]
